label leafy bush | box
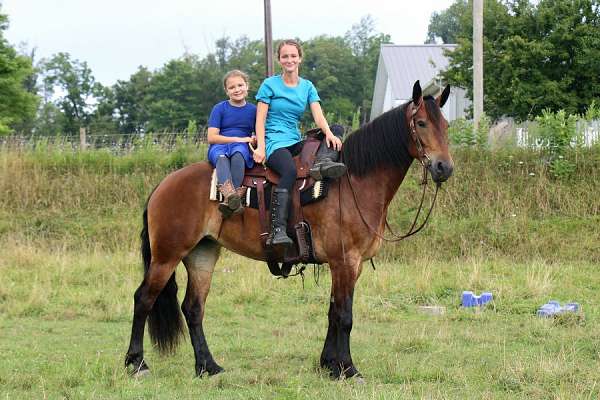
[533,109,578,179]
[448,114,489,148]
[584,100,600,122]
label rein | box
[344,98,440,242]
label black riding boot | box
[309,126,347,180]
[267,188,293,247]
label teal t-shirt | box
[255,75,320,159]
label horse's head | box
[406,80,454,184]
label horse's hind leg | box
[125,259,181,376]
[181,239,223,376]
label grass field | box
[1,144,599,399]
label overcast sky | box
[3,0,455,85]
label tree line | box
[2,2,600,136]
[1,10,388,136]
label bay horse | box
[124,81,454,379]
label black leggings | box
[266,142,303,192]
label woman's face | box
[278,44,301,74]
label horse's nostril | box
[436,161,444,173]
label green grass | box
[1,144,599,398]
[1,247,599,399]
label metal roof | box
[381,44,457,99]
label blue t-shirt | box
[255,75,320,159]
[207,100,256,168]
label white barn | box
[370,44,470,122]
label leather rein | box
[344,97,440,242]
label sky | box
[2,0,455,86]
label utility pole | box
[264,0,274,77]
[473,0,484,130]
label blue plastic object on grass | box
[537,301,580,317]
[461,291,493,307]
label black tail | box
[140,205,185,355]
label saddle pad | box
[209,169,252,205]
[209,168,326,207]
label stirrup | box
[309,160,347,180]
[268,227,293,246]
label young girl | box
[254,39,346,247]
[207,70,256,217]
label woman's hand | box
[253,147,266,164]
[325,132,342,151]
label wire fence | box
[2,120,599,153]
[0,129,210,153]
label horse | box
[124,80,454,380]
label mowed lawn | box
[1,246,599,400]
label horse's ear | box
[437,84,451,108]
[412,80,422,103]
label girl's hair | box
[276,39,303,59]
[222,70,249,89]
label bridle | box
[343,97,441,243]
[408,97,432,173]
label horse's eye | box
[417,121,427,128]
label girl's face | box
[225,76,248,103]
[278,44,301,74]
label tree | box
[113,66,153,133]
[426,0,469,44]
[88,84,119,135]
[440,0,600,120]
[344,16,391,123]
[301,36,356,124]
[145,54,221,131]
[41,52,101,134]
[0,7,38,134]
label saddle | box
[242,132,325,277]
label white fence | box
[508,120,600,148]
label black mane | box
[342,96,441,177]
[342,102,412,177]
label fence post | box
[79,127,87,150]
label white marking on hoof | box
[355,376,366,385]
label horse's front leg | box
[320,259,361,379]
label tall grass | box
[1,142,598,260]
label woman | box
[254,39,346,247]
[207,70,256,217]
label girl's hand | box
[325,132,342,151]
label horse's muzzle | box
[428,158,454,183]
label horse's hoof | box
[196,363,224,377]
[354,375,366,385]
[133,368,151,379]
[343,365,360,379]
[208,365,224,376]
